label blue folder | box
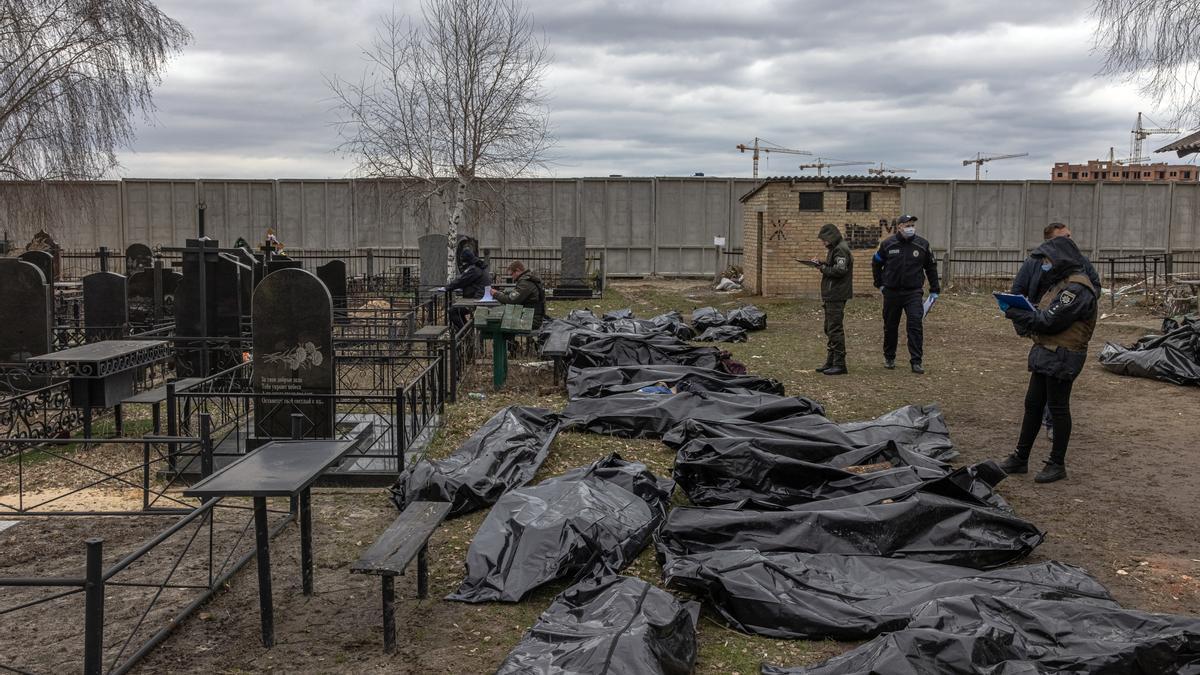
[992,292,1035,312]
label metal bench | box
[120,377,202,434]
[351,501,451,652]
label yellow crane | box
[736,138,811,178]
[963,152,1028,180]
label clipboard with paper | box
[992,292,1036,312]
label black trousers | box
[882,289,924,364]
[822,301,847,367]
[1016,372,1074,465]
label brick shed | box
[740,176,907,297]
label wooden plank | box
[351,501,451,576]
[414,325,448,339]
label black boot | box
[823,365,848,376]
[997,452,1028,475]
[884,358,896,369]
[1035,462,1067,484]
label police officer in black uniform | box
[871,215,940,374]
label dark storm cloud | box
[116,0,1183,180]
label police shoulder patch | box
[834,256,848,269]
[912,250,920,257]
[1059,290,1076,305]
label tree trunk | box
[446,177,468,281]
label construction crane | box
[1126,112,1179,163]
[963,152,1028,180]
[796,157,872,176]
[736,138,811,178]
[867,163,916,176]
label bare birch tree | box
[1093,0,1200,126]
[0,0,191,180]
[327,0,552,278]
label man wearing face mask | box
[811,223,852,375]
[995,235,1097,484]
[872,215,940,374]
[442,249,490,330]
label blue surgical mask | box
[1041,263,1052,272]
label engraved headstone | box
[0,260,52,362]
[252,268,335,439]
[127,267,181,325]
[125,244,153,274]
[82,271,128,341]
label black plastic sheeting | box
[447,454,674,603]
[726,305,767,331]
[565,365,784,399]
[663,404,956,461]
[656,462,1045,569]
[662,551,1115,641]
[567,333,724,370]
[673,439,951,508]
[495,575,699,675]
[695,325,748,343]
[561,391,825,439]
[389,406,560,518]
[690,306,726,329]
[764,595,1200,674]
[1098,320,1200,386]
[648,310,696,341]
[602,308,634,321]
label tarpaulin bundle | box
[656,462,1044,569]
[662,552,1115,641]
[1098,320,1200,386]
[662,404,956,461]
[567,333,724,370]
[695,325,748,343]
[648,310,696,341]
[673,439,951,508]
[1162,312,1199,333]
[602,308,634,321]
[388,406,560,518]
[725,305,767,331]
[565,365,785,399]
[496,575,699,675]
[690,306,726,329]
[763,594,1200,674]
[447,454,674,603]
[561,391,825,439]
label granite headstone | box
[252,268,335,439]
[125,244,153,274]
[419,233,449,295]
[127,267,181,325]
[557,236,590,297]
[0,260,52,362]
[316,260,348,322]
[18,250,54,286]
[82,271,128,340]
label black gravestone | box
[253,268,335,439]
[18,250,54,285]
[316,260,347,322]
[0,260,52,362]
[82,272,128,341]
[557,236,591,297]
[419,233,448,293]
[266,254,302,275]
[175,238,247,376]
[125,244,153,274]
[127,267,181,325]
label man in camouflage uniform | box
[814,223,853,375]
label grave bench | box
[351,500,451,652]
[120,377,202,434]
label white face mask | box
[901,226,916,238]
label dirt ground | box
[3,280,1198,674]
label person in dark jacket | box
[996,236,1098,484]
[496,260,546,329]
[812,223,853,375]
[1010,222,1102,439]
[871,215,940,374]
[1011,223,1101,303]
[444,249,490,329]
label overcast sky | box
[116,0,1194,180]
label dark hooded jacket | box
[818,223,853,302]
[1010,244,1101,303]
[445,252,490,299]
[1005,236,1098,381]
[497,269,546,329]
